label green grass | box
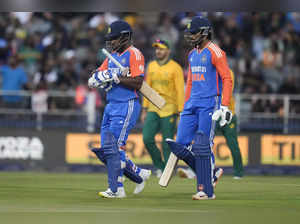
[0,172,299,224]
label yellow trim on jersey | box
[229,69,235,115]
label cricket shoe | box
[155,169,163,178]
[213,168,224,188]
[133,169,152,194]
[233,176,242,180]
[192,191,216,200]
[177,167,196,179]
[98,187,126,198]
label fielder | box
[166,16,233,200]
[88,20,151,198]
[142,39,184,178]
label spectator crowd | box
[0,12,300,114]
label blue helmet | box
[105,20,132,41]
[184,16,212,46]
[105,20,133,52]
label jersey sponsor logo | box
[191,66,206,73]
[0,136,44,160]
[192,73,205,81]
[109,67,121,74]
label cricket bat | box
[101,48,166,110]
[159,152,179,187]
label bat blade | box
[159,153,178,187]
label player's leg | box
[161,114,177,165]
[98,131,124,198]
[91,147,143,184]
[192,132,214,199]
[111,99,151,193]
[166,112,198,171]
[222,115,244,178]
[192,97,219,200]
[92,106,123,198]
[143,112,165,171]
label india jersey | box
[185,42,232,106]
[97,46,145,102]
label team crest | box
[201,55,207,63]
[121,58,126,65]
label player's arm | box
[142,63,152,109]
[212,51,232,106]
[118,50,145,90]
[174,64,185,112]
[118,76,143,90]
[88,58,110,89]
[184,64,192,102]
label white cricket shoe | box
[213,168,224,188]
[177,167,196,179]
[192,191,216,200]
[98,187,126,198]
[154,169,163,178]
[233,176,242,180]
[133,169,152,194]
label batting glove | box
[212,105,233,127]
[110,71,120,84]
[88,74,101,88]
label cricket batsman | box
[177,69,244,179]
[166,16,233,200]
[88,20,151,198]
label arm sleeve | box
[142,63,151,108]
[129,49,145,78]
[211,51,232,106]
[184,65,192,102]
[97,58,108,71]
[174,64,185,112]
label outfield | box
[0,172,299,224]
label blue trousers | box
[176,96,220,147]
[100,98,141,191]
[101,99,141,148]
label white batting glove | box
[88,74,101,88]
[212,105,233,127]
[96,70,112,83]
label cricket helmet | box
[184,16,212,47]
[105,20,133,52]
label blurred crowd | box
[0,12,300,114]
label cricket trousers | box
[143,112,177,170]
[216,115,244,177]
